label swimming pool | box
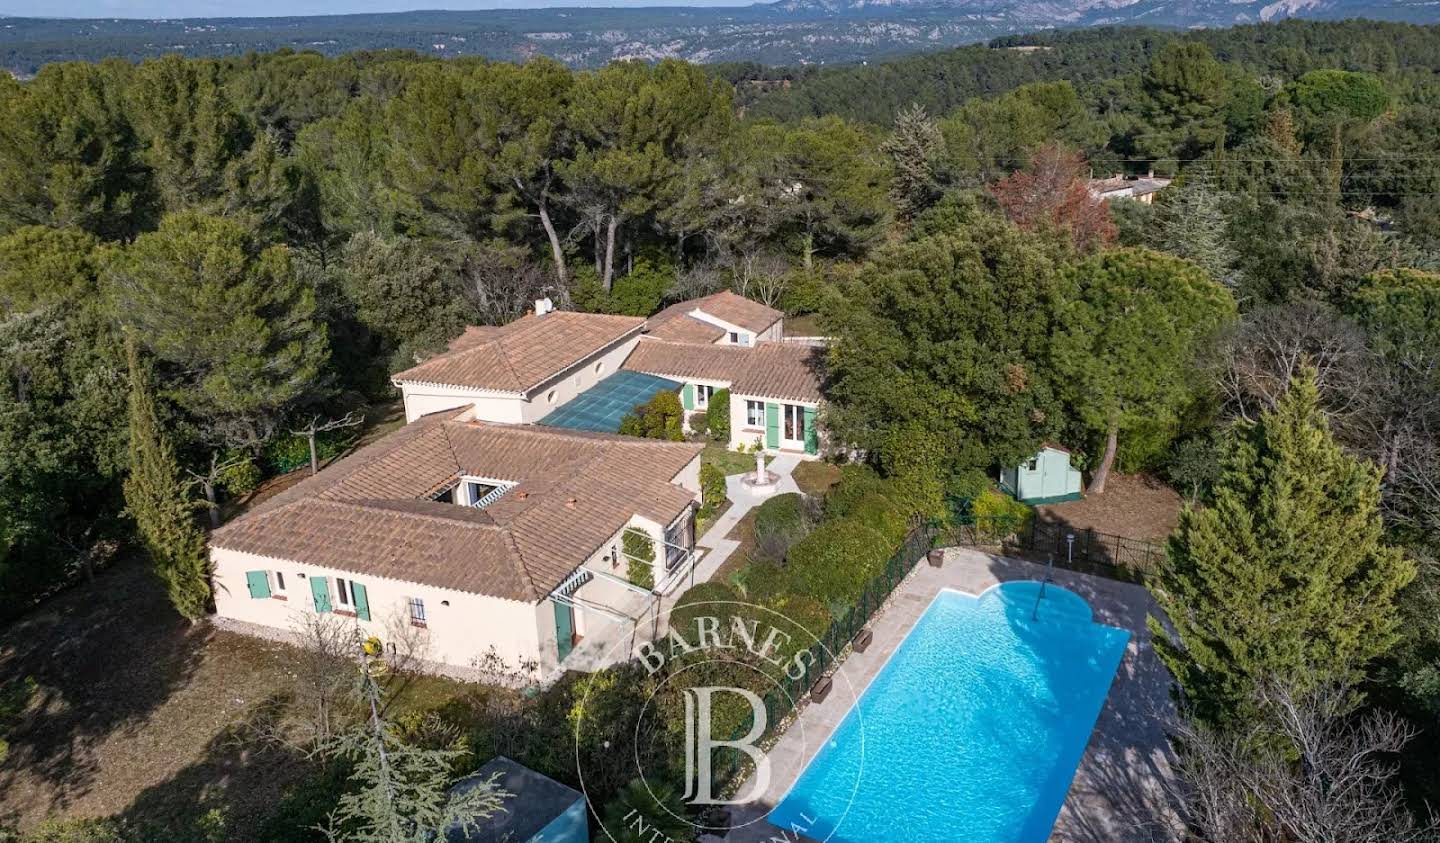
[768,582,1131,843]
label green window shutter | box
[245,570,271,599]
[351,582,371,622]
[765,402,780,449]
[310,576,332,613]
[803,406,819,455]
[681,383,695,411]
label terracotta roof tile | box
[392,312,644,394]
[643,291,781,344]
[622,339,824,404]
[213,414,702,602]
[691,290,782,334]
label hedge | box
[785,520,893,606]
[970,488,1033,541]
[846,492,908,545]
[736,561,794,604]
[754,493,808,540]
[708,389,731,441]
[823,464,893,520]
[670,581,742,637]
[700,462,726,515]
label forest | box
[4,16,1440,841]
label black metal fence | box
[709,520,938,796]
[946,513,1164,582]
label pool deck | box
[713,548,1183,843]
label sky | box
[0,0,753,17]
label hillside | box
[3,0,1439,74]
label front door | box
[553,600,576,662]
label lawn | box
[783,313,825,337]
[0,560,476,841]
[701,443,770,476]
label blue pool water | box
[767,582,1131,843]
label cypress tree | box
[1150,369,1415,728]
[123,337,211,621]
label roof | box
[212,411,702,602]
[623,338,824,404]
[645,290,782,343]
[537,370,681,433]
[392,311,644,394]
[1089,175,1172,198]
[445,757,581,843]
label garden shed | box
[446,756,588,843]
[1000,445,1084,505]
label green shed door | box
[681,384,695,411]
[765,402,780,449]
[245,570,270,599]
[803,406,818,455]
[310,576,332,613]
[351,582,371,622]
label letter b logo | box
[681,686,771,805]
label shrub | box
[708,389,730,441]
[618,392,684,441]
[735,562,793,604]
[823,464,891,520]
[699,462,726,515]
[623,529,656,589]
[786,520,893,606]
[847,492,908,545]
[765,593,833,654]
[670,581,742,639]
[755,493,808,538]
[689,410,709,437]
[261,430,351,475]
[969,488,1032,541]
[218,457,262,496]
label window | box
[546,390,557,404]
[746,400,765,428]
[783,404,804,443]
[335,578,351,607]
[695,384,713,409]
[728,331,739,344]
[1026,458,1038,471]
[594,361,604,375]
[409,597,427,627]
[273,571,287,593]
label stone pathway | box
[678,453,803,592]
[715,549,1182,843]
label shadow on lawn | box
[0,561,207,815]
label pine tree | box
[321,651,509,843]
[123,337,211,622]
[1149,370,1415,728]
[1154,181,1239,287]
[881,103,943,220]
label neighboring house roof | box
[392,312,645,394]
[212,411,702,602]
[645,290,783,343]
[1088,174,1172,199]
[623,338,824,404]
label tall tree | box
[1053,248,1234,493]
[105,211,329,449]
[1140,41,1231,162]
[1152,181,1238,287]
[882,104,943,221]
[991,144,1114,254]
[123,338,211,622]
[1149,371,1415,728]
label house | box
[392,303,647,424]
[622,338,824,456]
[210,410,703,680]
[644,290,783,346]
[1087,172,1172,204]
[445,756,587,843]
[1000,445,1084,505]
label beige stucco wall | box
[523,335,640,424]
[727,393,821,457]
[212,546,550,676]
[401,386,524,425]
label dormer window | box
[463,477,516,509]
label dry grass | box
[0,559,473,840]
[783,313,825,337]
[1035,473,1183,542]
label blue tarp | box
[536,370,681,433]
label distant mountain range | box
[2,0,1438,74]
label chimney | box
[534,299,547,317]
[1147,169,1154,179]
[542,296,554,314]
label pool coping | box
[713,549,1182,843]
